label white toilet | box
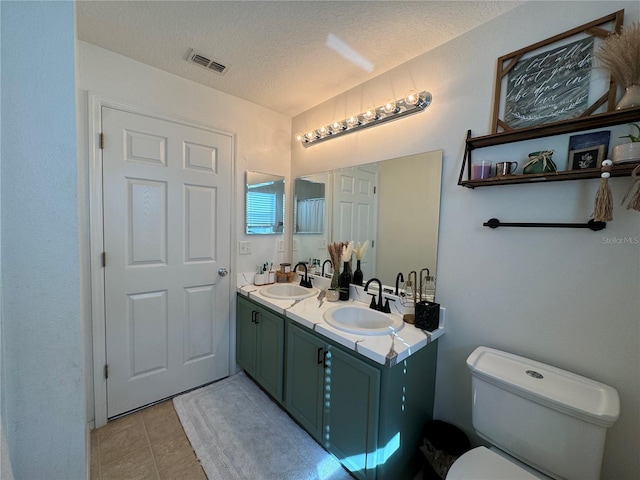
[446,346,620,480]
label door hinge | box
[99,133,104,150]
[373,186,377,194]
[104,364,109,379]
[102,252,106,267]
[371,240,374,248]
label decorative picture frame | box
[568,130,611,160]
[567,145,606,171]
[491,10,624,134]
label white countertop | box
[237,274,445,367]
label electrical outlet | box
[318,239,327,250]
[292,239,298,251]
[239,241,252,255]
[278,239,284,252]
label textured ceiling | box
[76,1,523,117]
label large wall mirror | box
[245,171,285,235]
[293,150,442,288]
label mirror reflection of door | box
[293,150,442,288]
[245,171,285,235]
[332,165,378,280]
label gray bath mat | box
[173,372,352,480]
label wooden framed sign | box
[491,10,624,134]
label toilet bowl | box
[445,346,619,480]
[447,446,549,479]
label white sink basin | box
[323,305,404,336]
[259,283,318,300]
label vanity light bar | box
[296,91,432,147]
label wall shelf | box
[458,106,640,188]
[468,107,640,150]
[460,161,639,188]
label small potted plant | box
[612,123,640,164]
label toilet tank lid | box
[467,347,620,427]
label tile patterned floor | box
[90,400,206,480]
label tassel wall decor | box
[593,159,614,222]
[621,164,640,212]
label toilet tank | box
[467,347,619,480]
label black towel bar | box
[483,218,606,231]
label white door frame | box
[88,94,237,427]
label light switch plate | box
[239,241,252,255]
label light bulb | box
[405,90,419,105]
[382,99,397,114]
[305,131,316,141]
[330,120,345,133]
[295,132,304,142]
[362,107,377,122]
[346,115,360,128]
[317,126,329,137]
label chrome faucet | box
[294,262,313,288]
[322,259,333,277]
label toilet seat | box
[446,446,549,480]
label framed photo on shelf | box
[568,130,611,159]
[567,145,606,170]
[568,130,611,162]
[490,10,624,134]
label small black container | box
[415,301,440,331]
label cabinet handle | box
[254,311,260,324]
[251,310,257,323]
[317,347,323,365]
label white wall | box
[0,1,86,478]
[76,41,291,423]
[292,2,640,479]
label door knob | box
[218,267,229,276]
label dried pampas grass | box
[596,22,640,87]
[341,241,354,263]
[353,241,368,261]
[327,241,344,270]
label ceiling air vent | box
[186,49,230,75]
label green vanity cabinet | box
[284,321,326,442]
[322,345,381,480]
[285,320,438,480]
[286,321,380,480]
[237,293,439,480]
[236,295,284,402]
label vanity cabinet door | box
[236,296,257,377]
[254,306,284,402]
[285,322,325,443]
[236,296,284,402]
[324,346,380,480]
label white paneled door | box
[332,166,377,279]
[102,107,232,418]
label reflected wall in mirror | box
[245,171,285,235]
[293,150,442,288]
